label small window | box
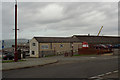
[60,44,63,48]
[32,43,36,46]
[32,51,35,55]
[41,45,49,49]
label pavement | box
[101,53,113,56]
[2,58,58,71]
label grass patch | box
[45,55,55,57]
[73,54,97,56]
[2,59,26,63]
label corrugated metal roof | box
[73,35,120,44]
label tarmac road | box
[2,56,118,78]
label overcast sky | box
[2,2,118,39]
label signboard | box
[2,40,4,49]
[82,42,89,49]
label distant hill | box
[0,39,29,49]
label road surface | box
[2,56,118,78]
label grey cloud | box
[2,2,118,39]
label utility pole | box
[14,0,18,62]
[71,43,73,57]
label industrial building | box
[72,35,120,45]
[29,35,120,58]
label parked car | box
[113,44,120,48]
[94,44,108,49]
[106,44,113,49]
[2,52,14,60]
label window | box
[32,51,35,55]
[32,43,36,46]
[41,45,49,49]
[60,44,63,48]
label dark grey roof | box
[34,37,81,43]
[73,35,120,44]
[73,35,120,38]
[33,35,120,44]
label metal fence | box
[39,50,55,57]
[39,49,78,57]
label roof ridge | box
[34,36,80,43]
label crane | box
[97,26,103,36]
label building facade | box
[30,37,82,58]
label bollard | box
[97,50,99,55]
[70,52,73,57]
[64,52,66,57]
[66,52,68,56]
[64,52,68,57]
